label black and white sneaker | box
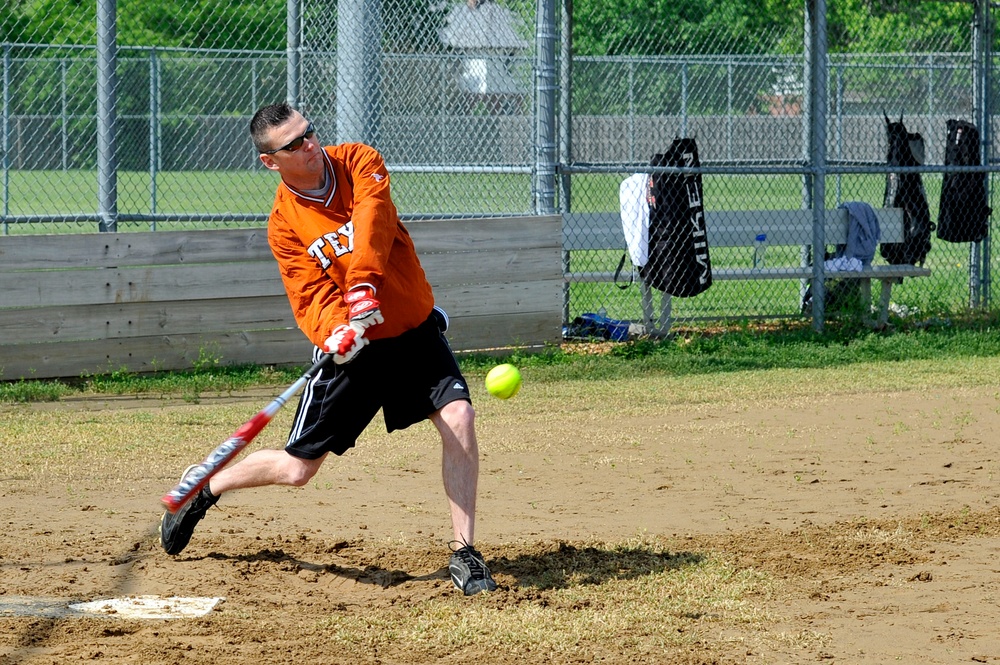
[449,540,497,596]
[159,465,219,555]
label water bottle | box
[752,233,767,269]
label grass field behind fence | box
[1,170,541,225]
[2,168,992,324]
[0,171,955,221]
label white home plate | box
[68,596,223,619]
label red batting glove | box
[323,324,368,364]
[345,286,384,332]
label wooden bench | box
[563,208,931,334]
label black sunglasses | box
[263,122,315,154]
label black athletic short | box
[284,311,472,460]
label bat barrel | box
[159,355,332,513]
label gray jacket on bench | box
[835,201,881,267]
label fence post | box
[61,59,68,171]
[149,47,159,229]
[799,7,814,314]
[627,59,634,162]
[834,62,843,203]
[534,0,557,215]
[3,43,9,235]
[972,0,992,308]
[559,0,573,325]
[287,0,301,108]
[984,10,993,308]
[681,62,688,137]
[97,0,118,233]
[726,59,733,160]
[807,0,829,331]
[336,0,381,145]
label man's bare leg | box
[208,449,328,495]
[433,399,496,595]
[431,399,478,544]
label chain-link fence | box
[1,0,997,331]
[0,0,539,231]
[564,37,992,330]
[563,1,996,330]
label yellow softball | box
[484,364,522,399]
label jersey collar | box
[282,148,338,207]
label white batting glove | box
[345,286,384,332]
[323,324,368,364]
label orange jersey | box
[267,143,434,348]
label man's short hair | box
[250,102,295,153]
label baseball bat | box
[160,353,334,513]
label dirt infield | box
[2,361,1000,664]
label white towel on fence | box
[619,173,650,267]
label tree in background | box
[0,0,982,54]
[571,0,975,56]
[2,0,285,50]
[828,0,972,52]
[571,0,802,55]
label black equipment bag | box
[643,138,712,297]
[880,114,934,266]
[937,119,991,243]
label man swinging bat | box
[159,102,496,596]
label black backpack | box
[880,114,934,266]
[643,138,712,297]
[937,119,991,243]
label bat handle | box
[307,353,334,376]
[269,353,334,413]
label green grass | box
[0,363,295,403]
[565,239,980,323]
[464,313,1000,380]
[0,170,967,222]
[3,167,993,337]
[565,171,988,322]
[567,172,950,212]
[0,170,539,229]
[4,313,1000,403]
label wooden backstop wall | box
[0,216,562,380]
